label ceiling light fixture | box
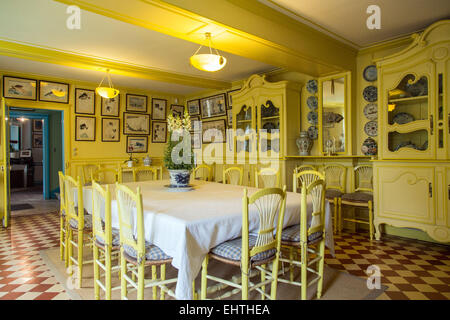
[190,32,227,72]
[96,69,119,99]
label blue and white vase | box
[169,169,191,187]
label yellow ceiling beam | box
[54,0,357,77]
[0,39,230,90]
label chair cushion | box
[69,214,92,230]
[123,242,171,261]
[325,189,343,200]
[281,224,323,244]
[95,228,120,247]
[341,192,373,204]
[210,235,277,262]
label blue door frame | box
[10,111,50,199]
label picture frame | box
[75,88,95,115]
[2,76,37,100]
[226,109,233,127]
[75,116,96,141]
[226,89,240,110]
[200,93,227,119]
[32,119,43,132]
[32,133,43,148]
[191,131,202,149]
[38,80,69,104]
[126,136,148,153]
[101,95,120,117]
[123,112,150,135]
[151,121,167,143]
[126,94,147,113]
[190,116,201,132]
[202,119,226,143]
[170,104,185,118]
[187,99,200,116]
[152,98,167,120]
[101,117,120,142]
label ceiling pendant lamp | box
[190,32,227,72]
[96,69,119,99]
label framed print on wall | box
[101,95,120,117]
[200,93,227,119]
[170,104,185,118]
[191,131,202,149]
[226,89,240,110]
[32,133,43,148]
[202,119,226,143]
[123,112,150,135]
[101,118,120,142]
[126,94,147,113]
[151,121,167,143]
[38,80,69,104]
[3,76,37,100]
[126,136,148,153]
[152,98,167,120]
[75,116,96,141]
[187,99,200,116]
[75,88,95,115]
[190,116,201,132]
[32,119,43,132]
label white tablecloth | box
[81,180,334,300]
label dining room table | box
[77,179,335,300]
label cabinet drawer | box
[377,166,435,224]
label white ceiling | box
[263,0,450,47]
[0,0,277,95]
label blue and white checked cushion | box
[281,224,323,243]
[123,242,171,261]
[211,235,277,262]
[69,214,92,229]
[95,228,120,247]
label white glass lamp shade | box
[96,87,119,99]
[190,54,227,72]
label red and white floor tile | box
[0,212,448,300]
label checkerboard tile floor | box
[0,212,448,300]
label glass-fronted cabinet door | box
[383,71,434,159]
[257,93,282,159]
[318,72,350,155]
[234,100,256,158]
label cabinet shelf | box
[261,116,280,121]
[389,95,428,104]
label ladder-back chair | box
[223,166,244,186]
[58,171,68,266]
[323,164,347,234]
[91,167,119,185]
[192,164,213,181]
[255,167,280,188]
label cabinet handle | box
[429,183,433,198]
[430,115,433,135]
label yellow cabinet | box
[373,21,450,243]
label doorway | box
[8,107,64,216]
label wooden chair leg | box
[368,201,373,241]
[301,242,308,300]
[289,247,294,281]
[270,254,280,300]
[120,251,127,300]
[152,265,157,300]
[200,255,208,300]
[333,198,338,234]
[338,198,343,234]
[137,264,145,300]
[241,270,249,300]
[316,240,325,299]
[105,247,112,300]
[77,230,84,288]
[260,264,266,300]
[60,216,65,261]
[160,264,166,300]
[93,246,100,300]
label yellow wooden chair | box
[323,164,347,234]
[200,186,287,300]
[192,164,213,181]
[223,166,244,186]
[79,163,100,186]
[118,167,134,183]
[64,175,93,288]
[255,167,280,188]
[115,183,177,300]
[278,170,326,300]
[91,180,121,300]
[133,167,159,182]
[91,167,119,184]
[58,171,68,267]
[293,164,316,175]
[339,165,374,240]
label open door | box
[0,99,10,227]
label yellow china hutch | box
[373,20,450,243]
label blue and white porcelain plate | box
[363,85,378,102]
[363,65,377,82]
[306,80,318,94]
[307,126,318,140]
[392,112,414,125]
[306,96,318,110]
[363,103,378,120]
[361,137,377,156]
[307,111,318,125]
[364,121,378,137]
